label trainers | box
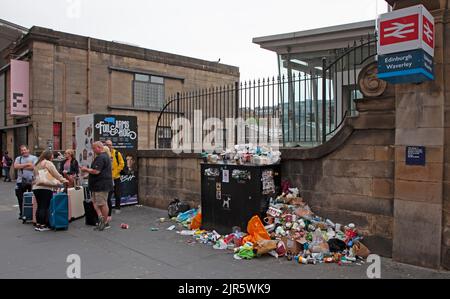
[40,227,51,232]
[104,223,111,230]
[35,226,41,232]
[98,216,106,231]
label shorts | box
[92,192,108,207]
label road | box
[0,181,449,279]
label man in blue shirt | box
[13,145,38,219]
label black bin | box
[201,162,281,235]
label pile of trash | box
[201,144,281,165]
[170,187,370,265]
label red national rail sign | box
[377,5,434,57]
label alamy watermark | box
[66,254,81,279]
[170,112,281,154]
[366,254,381,279]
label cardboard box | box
[281,237,303,255]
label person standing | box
[13,145,38,219]
[105,140,124,214]
[2,151,12,182]
[59,149,79,188]
[80,141,113,231]
[32,150,68,231]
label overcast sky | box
[1,0,388,79]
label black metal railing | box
[155,35,377,150]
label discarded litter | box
[150,227,159,231]
[167,225,176,231]
[120,223,129,229]
[170,182,370,267]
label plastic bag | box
[176,209,197,223]
[190,212,202,230]
[168,199,191,218]
[246,215,270,243]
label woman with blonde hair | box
[33,150,68,231]
[59,149,79,188]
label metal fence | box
[155,35,377,150]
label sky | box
[1,0,388,80]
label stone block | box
[393,199,442,269]
[395,179,442,204]
[323,160,393,178]
[328,145,375,161]
[372,178,394,199]
[395,163,443,182]
[374,146,394,161]
[396,128,444,146]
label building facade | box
[0,24,239,159]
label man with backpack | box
[2,151,13,182]
[13,145,38,219]
[105,140,124,215]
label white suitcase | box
[68,186,85,221]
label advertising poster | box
[75,114,138,206]
[94,114,138,206]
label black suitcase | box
[83,201,98,226]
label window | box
[157,127,172,149]
[133,74,165,110]
[53,123,62,150]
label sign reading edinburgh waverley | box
[377,5,435,84]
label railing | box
[321,35,378,143]
[155,35,377,150]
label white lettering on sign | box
[95,120,137,140]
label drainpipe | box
[87,37,91,114]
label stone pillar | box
[391,2,447,269]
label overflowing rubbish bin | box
[201,162,281,234]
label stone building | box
[0,23,239,158]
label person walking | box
[59,149,79,187]
[13,145,38,219]
[32,150,68,232]
[105,140,124,214]
[80,141,113,231]
[2,151,12,182]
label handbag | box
[35,165,60,188]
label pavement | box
[0,181,449,279]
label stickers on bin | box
[204,168,220,177]
[222,194,232,210]
[262,170,275,195]
[232,170,251,182]
[222,169,230,183]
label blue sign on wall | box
[378,49,434,84]
[405,146,426,166]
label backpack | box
[114,150,126,176]
[167,198,191,218]
[5,156,12,167]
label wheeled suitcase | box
[83,200,98,226]
[68,186,85,221]
[49,192,69,230]
[22,192,34,224]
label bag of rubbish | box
[353,241,371,258]
[168,198,191,218]
[327,238,347,252]
[255,240,278,256]
[245,215,270,244]
[176,209,197,223]
[234,242,255,260]
[190,212,202,230]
